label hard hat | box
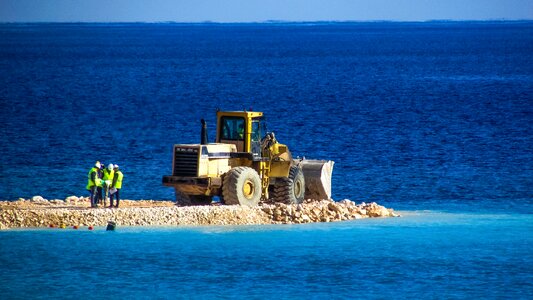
[108,163,114,170]
[95,161,101,168]
[113,164,119,169]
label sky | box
[0,0,532,22]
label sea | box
[0,22,532,299]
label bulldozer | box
[162,110,334,206]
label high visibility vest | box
[96,169,103,187]
[103,169,114,182]
[86,167,101,189]
[115,171,124,189]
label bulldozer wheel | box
[271,166,305,204]
[222,167,261,206]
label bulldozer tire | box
[222,167,261,206]
[271,166,305,204]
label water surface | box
[0,22,532,298]
[1,211,531,299]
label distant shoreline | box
[1,20,532,26]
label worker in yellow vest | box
[86,161,102,208]
[97,163,104,205]
[110,164,124,208]
[103,163,115,208]
[237,123,244,139]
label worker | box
[96,163,104,206]
[237,123,244,139]
[109,164,123,208]
[103,163,115,207]
[86,161,102,208]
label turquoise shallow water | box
[1,211,532,299]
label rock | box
[301,214,311,223]
[311,207,321,217]
[31,196,46,202]
[389,209,400,217]
[65,196,79,202]
[285,205,293,216]
[327,202,339,212]
[365,202,391,217]
[338,199,354,206]
[262,206,273,214]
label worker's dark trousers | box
[110,189,120,207]
[96,187,103,204]
[89,186,98,207]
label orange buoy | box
[73,226,78,229]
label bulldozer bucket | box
[298,159,334,200]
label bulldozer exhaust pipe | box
[201,119,208,145]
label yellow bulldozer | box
[162,110,334,206]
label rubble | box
[0,196,399,230]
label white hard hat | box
[95,161,101,168]
[108,163,114,170]
[113,164,119,169]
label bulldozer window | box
[251,117,266,158]
[251,118,266,141]
[221,117,245,140]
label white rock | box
[65,196,79,202]
[31,196,46,202]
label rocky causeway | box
[0,196,399,230]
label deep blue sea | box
[0,22,532,298]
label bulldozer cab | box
[216,111,267,159]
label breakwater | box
[0,196,399,229]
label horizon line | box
[1,19,532,25]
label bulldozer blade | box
[298,159,334,200]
